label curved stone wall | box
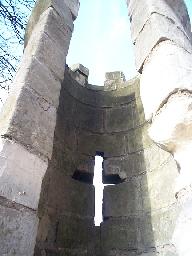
[34,66,179,256]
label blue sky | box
[67,0,134,85]
[67,0,192,85]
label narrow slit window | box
[93,154,104,226]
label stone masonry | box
[127,0,192,255]
[0,0,191,255]
[0,0,78,255]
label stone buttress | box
[0,0,79,255]
[127,0,192,255]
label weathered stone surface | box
[140,40,192,120]
[37,7,73,50]
[132,97,146,128]
[103,144,173,179]
[138,244,177,256]
[75,154,95,175]
[103,156,131,180]
[0,138,47,209]
[64,0,80,20]
[55,89,78,152]
[127,124,153,153]
[24,16,69,81]
[0,86,56,159]
[105,103,134,132]
[143,144,173,172]
[104,71,126,91]
[140,205,179,249]
[101,218,139,251]
[25,0,74,46]
[70,63,89,77]
[14,56,61,107]
[75,101,104,133]
[135,13,192,71]
[69,64,89,86]
[128,0,191,42]
[55,118,78,152]
[149,91,192,192]
[141,156,178,212]
[78,131,127,157]
[172,199,192,256]
[47,174,95,217]
[149,91,192,152]
[0,205,38,256]
[105,71,125,81]
[103,180,142,217]
[56,216,94,249]
[102,250,138,256]
[70,70,88,86]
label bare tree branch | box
[0,0,35,103]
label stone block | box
[103,153,144,180]
[105,103,134,132]
[105,71,125,81]
[101,218,139,251]
[102,250,138,256]
[141,157,178,212]
[70,63,89,77]
[38,8,73,50]
[24,17,68,81]
[25,0,74,46]
[132,97,146,128]
[172,199,192,256]
[103,180,142,218]
[129,0,191,42]
[14,56,61,107]
[143,144,173,173]
[55,89,78,152]
[42,144,75,185]
[69,64,89,86]
[78,132,127,157]
[140,40,192,120]
[104,72,126,91]
[140,204,180,249]
[103,146,167,179]
[0,205,38,256]
[149,92,192,173]
[127,124,153,153]
[75,101,104,133]
[48,174,95,217]
[104,80,118,91]
[54,117,77,152]
[71,71,88,86]
[64,0,80,20]
[134,13,192,71]
[0,139,47,209]
[0,85,57,159]
[56,216,94,249]
[75,154,95,175]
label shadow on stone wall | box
[34,68,178,256]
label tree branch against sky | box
[0,0,35,103]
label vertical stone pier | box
[127,0,192,255]
[0,0,79,255]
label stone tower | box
[0,0,191,255]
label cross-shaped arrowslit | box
[93,153,126,226]
[72,153,125,226]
